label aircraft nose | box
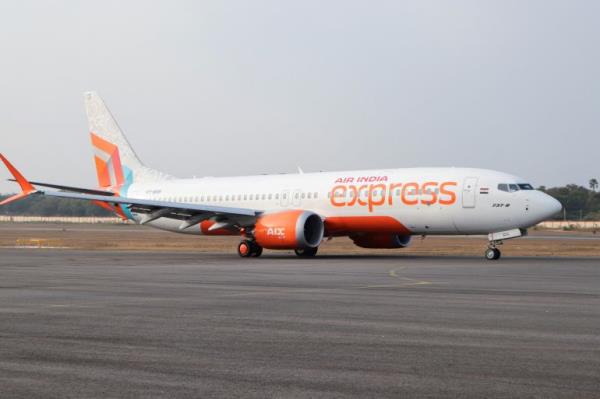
[540,193,562,219]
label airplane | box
[0,92,562,260]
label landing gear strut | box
[238,240,263,258]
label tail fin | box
[84,91,171,191]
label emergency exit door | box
[462,177,478,208]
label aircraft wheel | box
[251,245,263,257]
[294,247,318,257]
[485,248,501,260]
[238,241,252,257]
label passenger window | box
[275,193,279,200]
[262,194,266,200]
[314,192,318,199]
[283,193,287,199]
[268,194,272,200]
[307,192,312,199]
[301,193,305,199]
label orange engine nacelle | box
[351,234,411,249]
[254,210,324,250]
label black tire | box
[251,245,263,257]
[493,248,501,260]
[485,248,497,261]
[238,241,252,258]
[294,247,318,257]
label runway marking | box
[358,267,433,289]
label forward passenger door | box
[462,177,478,208]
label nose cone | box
[524,191,563,227]
[539,193,562,220]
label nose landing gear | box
[485,238,502,260]
[485,246,501,260]
[484,228,526,260]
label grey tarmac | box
[0,249,599,398]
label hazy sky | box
[1,1,599,193]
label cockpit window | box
[499,183,530,192]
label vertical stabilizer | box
[84,91,171,190]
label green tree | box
[0,194,113,217]
[589,178,599,192]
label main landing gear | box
[237,240,263,258]
[294,247,318,257]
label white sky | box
[1,0,599,193]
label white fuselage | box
[124,167,561,236]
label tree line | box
[1,179,600,220]
[538,179,600,220]
[0,195,112,217]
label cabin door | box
[462,177,478,208]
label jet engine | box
[351,233,411,249]
[254,210,324,249]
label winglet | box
[0,154,37,206]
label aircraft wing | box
[0,154,261,230]
[8,179,115,196]
[45,191,260,229]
